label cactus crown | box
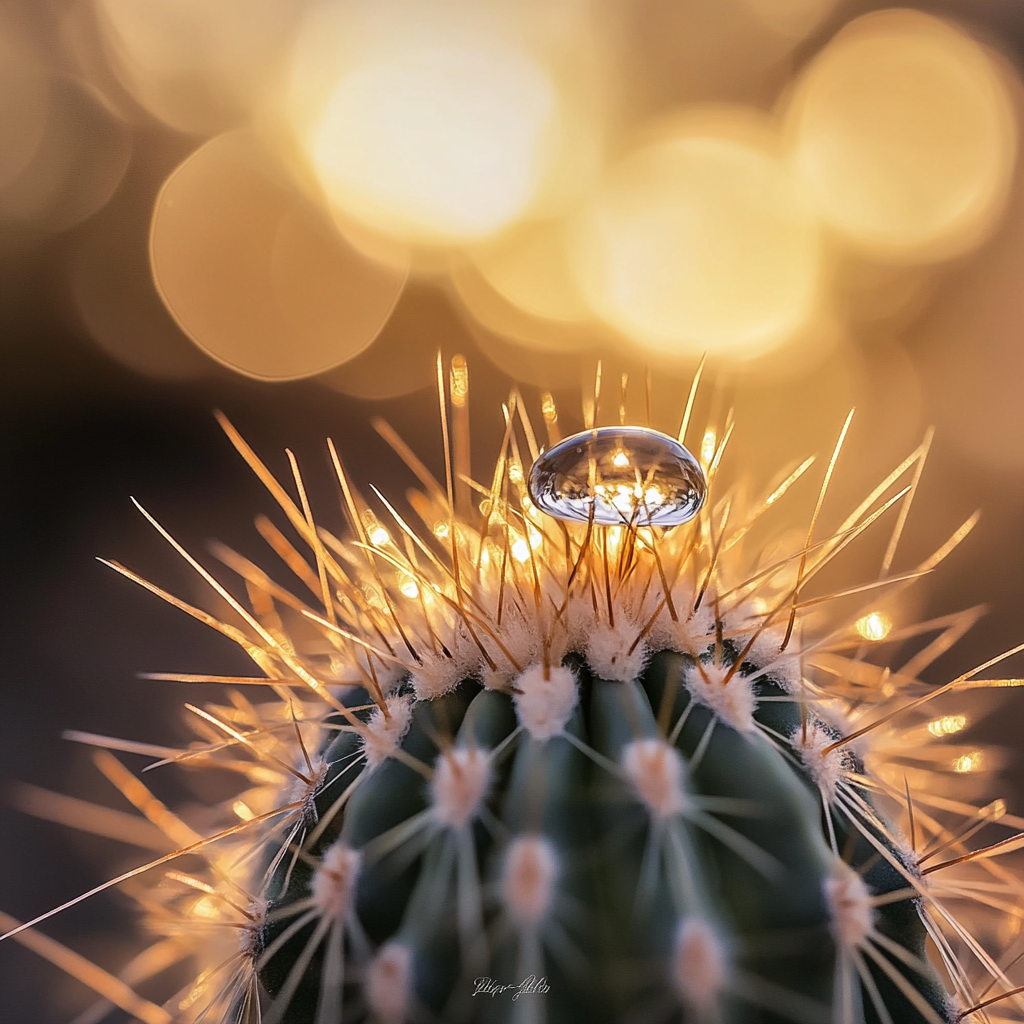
[4,364,1024,1024]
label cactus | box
[259,651,950,1024]
[4,370,1024,1024]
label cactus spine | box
[4,376,1024,1024]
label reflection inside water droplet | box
[527,426,707,527]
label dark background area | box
[4,1,1024,1021]
[0,239,583,1021]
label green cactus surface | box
[258,642,951,1024]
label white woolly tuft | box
[238,897,268,959]
[792,720,846,797]
[824,863,874,950]
[311,842,361,921]
[746,633,801,691]
[621,738,687,818]
[501,835,559,930]
[481,611,541,690]
[683,661,758,734]
[411,636,480,699]
[721,600,802,691]
[672,916,728,1010]
[513,663,578,741]
[585,615,649,683]
[645,583,715,657]
[368,661,409,697]
[361,696,414,769]
[943,995,966,1024]
[290,755,329,825]
[365,941,413,1024]
[431,746,492,829]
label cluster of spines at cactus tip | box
[3,367,1024,1024]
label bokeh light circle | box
[789,9,1017,263]
[451,257,597,357]
[467,220,592,325]
[0,20,49,193]
[321,283,468,401]
[738,0,839,41]
[570,117,821,359]
[67,179,211,381]
[306,21,558,245]
[0,76,132,237]
[94,0,300,134]
[150,132,407,381]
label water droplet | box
[527,426,707,527]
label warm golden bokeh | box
[67,192,212,381]
[0,0,1020,389]
[450,255,598,359]
[918,150,1024,472]
[570,112,822,359]
[466,220,592,327]
[0,17,49,194]
[1,0,1017,383]
[319,283,468,400]
[290,2,565,246]
[93,0,299,134]
[149,132,406,381]
[788,8,1017,263]
[0,73,132,237]
[737,0,839,40]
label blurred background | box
[3,0,1024,1018]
